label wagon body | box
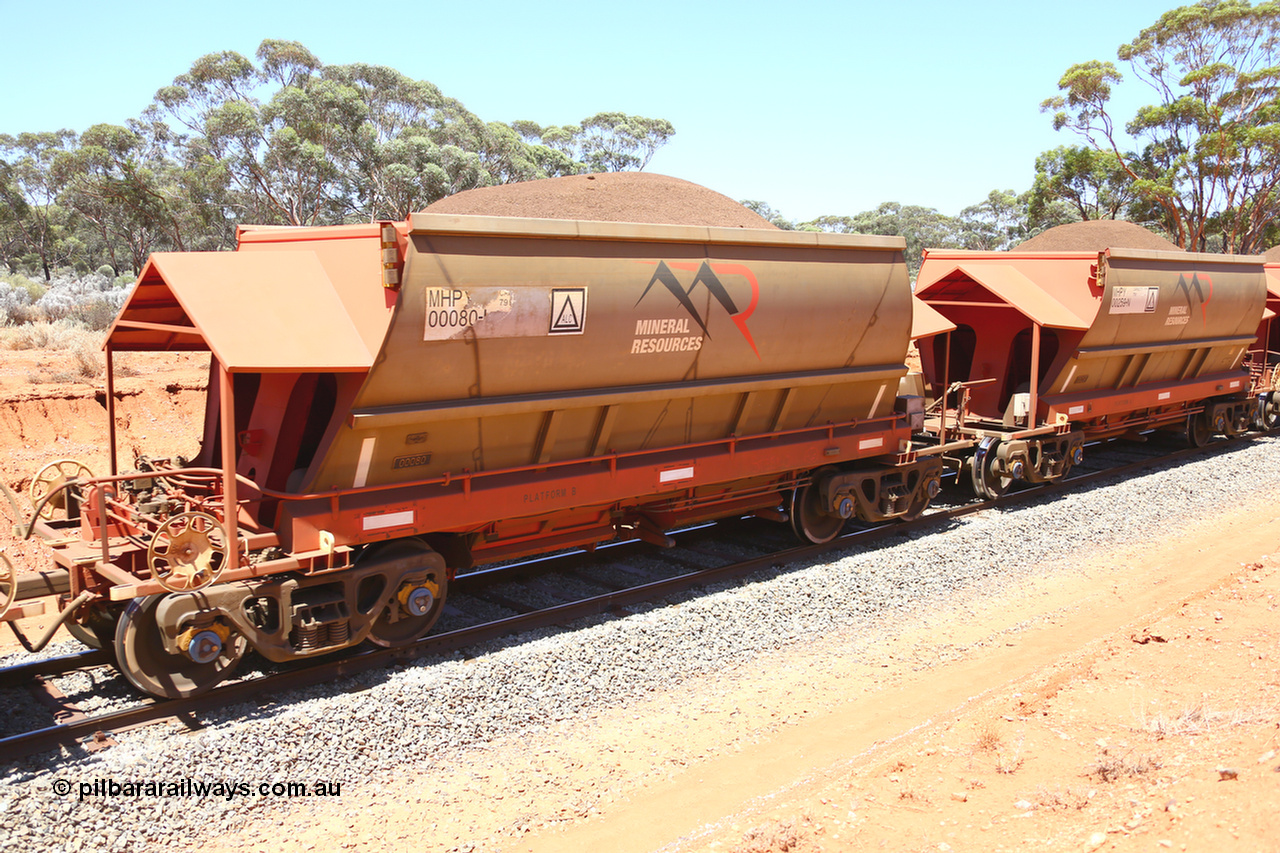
[205,215,916,560]
[916,248,1267,436]
[1246,264,1280,394]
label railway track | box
[0,431,1262,764]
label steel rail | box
[0,432,1264,763]
[0,650,112,690]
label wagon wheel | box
[147,512,229,593]
[115,594,246,698]
[968,439,1012,500]
[1261,394,1280,431]
[1186,410,1212,448]
[0,550,15,621]
[29,459,92,520]
[366,540,450,648]
[789,477,845,544]
[66,615,100,649]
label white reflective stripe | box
[858,437,884,450]
[1068,405,1085,415]
[1230,380,1241,389]
[869,383,887,418]
[353,437,376,488]
[1158,391,1172,401]
[659,466,695,483]
[363,510,415,531]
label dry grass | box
[974,724,1003,753]
[2,321,105,382]
[995,744,1025,774]
[0,320,104,353]
[1032,785,1091,812]
[1091,750,1162,783]
[1141,701,1273,740]
[731,817,810,853]
[995,731,1026,774]
[896,784,929,804]
[971,722,1023,774]
[113,354,141,378]
[71,342,103,378]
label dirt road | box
[201,496,1280,853]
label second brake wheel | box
[365,539,450,648]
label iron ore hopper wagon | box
[1,215,941,698]
[912,247,1271,498]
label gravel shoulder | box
[244,477,1280,853]
[508,502,1280,853]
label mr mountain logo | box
[1174,272,1213,324]
[633,261,760,358]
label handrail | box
[49,412,907,510]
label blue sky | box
[1,0,1181,220]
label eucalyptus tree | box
[319,62,521,218]
[0,160,26,271]
[958,189,1031,251]
[739,200,798,230]
[151,41,366,226]
[577,112,674,171]
[52,122,202,273]
[803,203,966,280]
[511,113,676,172]
[147,41,638,227]
[0,130,82,280]
[1043,0,1280,253]
[1027,145,1138,223]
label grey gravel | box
[1,436,1277,851]
[0,639,84,669]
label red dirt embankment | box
[0,349,210,611]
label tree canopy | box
[0,40,676,278]
[6,9,1280,295]
[751,194,1075,281]
[1042,0,1280,252]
